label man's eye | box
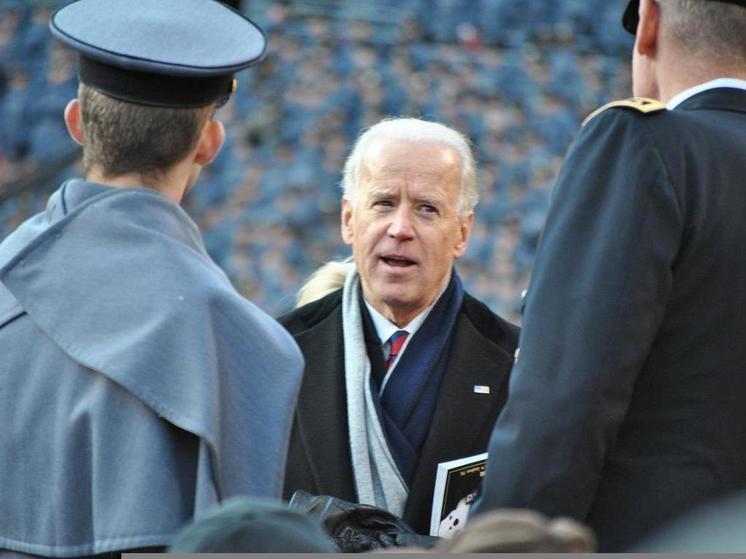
[420,205,438,214]
[373,200,393,208]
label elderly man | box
[279,118,519,534]
[0,1,302,556]
[474,0,746,551]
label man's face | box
[342,138,473,326]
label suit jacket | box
[475,88,746,551]
[279,287,518,535]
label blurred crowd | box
[0,0,632,320]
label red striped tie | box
[384,330,409,370]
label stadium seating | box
[0,0,633,320]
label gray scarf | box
[342,268,408,516]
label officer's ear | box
[64,99,84,145]
[636,0,660,57]
[194,119,225,166]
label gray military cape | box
[0,180,303,556]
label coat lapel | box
[292,307,357,502]
[403,309,513,533]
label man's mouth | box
[380,255,416,268]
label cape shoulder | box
[582,97,666,127]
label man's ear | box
[64,99,84,145]
[194,119,225,166]
[453,210,474,259]
[636,0,660,57]
[341,197,354,245]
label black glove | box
[288,490,439,552]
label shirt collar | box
[667,78,746,109]
[364,284,446,345]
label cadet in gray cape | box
[0,0,303,556]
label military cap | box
[50,0,267,108]
[623,0,746,34]
[168,497,335,553]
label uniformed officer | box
[473,0,746,551]
[0,1,303,556]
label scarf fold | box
[343,267,465,515]
[378,271,464,483]
[343,269,408,516]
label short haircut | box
[79,84,213,182]
[341,118,478,215]
[659,0,746,60]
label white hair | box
[341,118,478,215]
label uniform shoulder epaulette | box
[582,97,666,127]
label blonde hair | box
[341,118,478,215]
[296,258,355,308]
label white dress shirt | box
[364,287,446,393]
[667,77,746,109]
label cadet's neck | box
[86,160,192,204]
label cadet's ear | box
[64,99,84,145]
[194,119,225,166]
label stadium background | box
[0,0,633,321]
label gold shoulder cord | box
[582,97,666,127]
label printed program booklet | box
[429,452,488,538]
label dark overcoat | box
[475,88,746,551]
[279,288,518,535]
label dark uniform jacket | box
[279,287,518,534]
[475,88,746,551]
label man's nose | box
[387,206,415,240]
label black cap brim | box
[623,0,639,35]
[78,56,234,108]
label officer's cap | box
[623,0,746,34]
[50,0,267,108]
